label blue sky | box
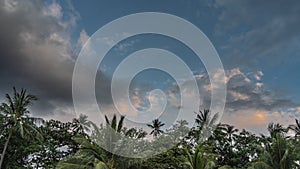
[71,0,300,101]
[0,0,299,134]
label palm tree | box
[124,128,147,139]
[67,115,138,169]
[105,114,125,133]
[185,146,216,169]
[220,124,239,146]
[147,118,165,137]
[0,87,42,168]
[195,109,219,129]
[57,136,109,169]
[211,124,239,167]
[103,114,125,151]
[192,109,219,143]
[288,119,300,137]
[59,114,135,169]
[72,114,95,134]
[268,122,287,138]
[248,161,272,169]
[0,113,5,137]
[252,133,299,169]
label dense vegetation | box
[0,88,299,169]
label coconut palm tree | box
[102,114,125,153]
[124,128,147,139]
[251,133,299,169]
[72,114,96,134]
[220,124,239,146]
[57,136,109,169]
[288,119,300,137]
[147,118,165,137]
[59,114,140,169]
[0,113,5,137]
[267,122,287,138]
[0,87,42,168]
[105,114,125,133]
[210,124,239,167]
[195,109,219,129]
[185,146,216,169]
[192,109,219,143]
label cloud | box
[167,88,181,109]
[215,0,300,67]
[222,110,270,133]
[77,29,90,48]
[164,67,299,132]
[225,68,299,112]
[222,107,300,134]
[0,0,110,118]
[230,91,249,101]
[43,1,63,19]
[253,71,263,81]
[1,0,298,135]
[99,32,134,48]
[0,0,71,105]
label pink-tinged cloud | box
[222,108,300,134]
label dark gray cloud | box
[0,0,160,120]
[0,0,111,117]
[0,0,74,115]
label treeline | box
[0,88,299,169]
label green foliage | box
[253,133,300,169]
[105,114,125,133]
[28,119,83,168]
[185,146,216,169]
[267,123,287,138]
[141,147,188,169]
[202,124,246,167]
[57,136,109,169]
[72,114,96,134]
[195,109,219,128]
[189,109,219,144]
[0,89,300,169]
[289,119,300,137]
[0,87,42,168]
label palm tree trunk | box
[0,130,12,168]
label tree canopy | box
[0,87,299,169]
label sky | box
[0,0,300,134]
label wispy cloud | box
[215,0,300,67]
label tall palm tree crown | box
[105,114,125,133]
[268,122,287,138]
[0,87,42,168]
[147,118,165,137]
[195,109,219,129]
[72,114,95,134]
[289,119,300,137]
